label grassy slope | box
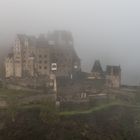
[0,88,139,139]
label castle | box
[5,31,81,79]
[90,60,121,88]
[5,31,121,89]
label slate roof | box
[91,60,103,73]
[106,65,121,75]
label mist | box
[0,0,140,85]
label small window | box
[39,66,42,69]
[16,60,20,63]
[44,60,47,63]
[44,66,47,69]
[39,55,42,58]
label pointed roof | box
[16,34,36,46]
[91,60,103,73]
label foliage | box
[135,89,140,104]
[0,104,139,140]
[39,100,59,124]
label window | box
[44,66,47,69]
[15,61,20,63]
[44,60,47,63]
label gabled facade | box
[106,65,121,88]
[5,53,14,78]
[5,31,81,79]
[91,60,104,79]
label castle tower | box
[91,60,104,79]
[106,65,121,88]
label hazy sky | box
[0,0,140,85]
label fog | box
[0,0,140,85]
